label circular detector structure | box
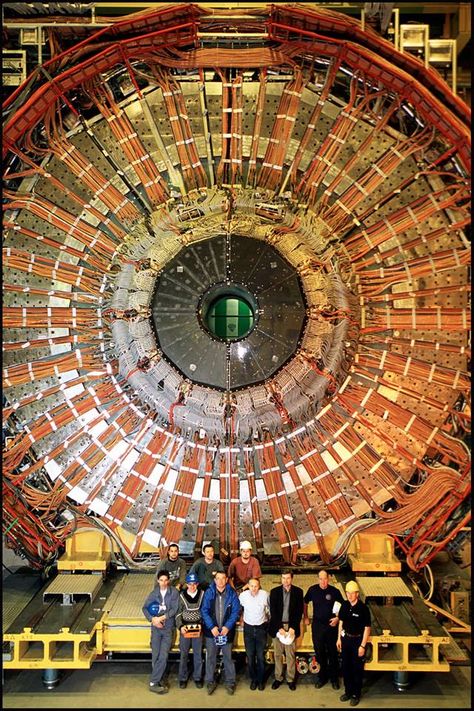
[2,3,471,570]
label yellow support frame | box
[57,529,112,572]
[3,625,101,670]
[4,606,451,674]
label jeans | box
[204,636,236,686]
[178,633,203,682]
[150,627,174,684]
[312,622,339,682]
[243,623,268,684]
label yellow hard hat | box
[345,580,359,593]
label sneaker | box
[250,681,258,690]
[340,693,351,702]
[149,683,168,694]
[194,680,203,688]
[179,681,187,689]
[207,682,217,695]
[271,679,282,690]
[350,697,360,707]
[226,684,236,695]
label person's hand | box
[211,626,220,637]
[304,617,310,626]
[329,616,338,627]
[279,627,286,636]
[336,638,342,652]
[358,645,366,658]
[152,616,162,628]
[181,626,188,636]
[221,626,229,637]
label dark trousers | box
[204,636,236,686]
[243,623,268,684]
[341,635,365,699]
[178,633,203,682]
[312,622,339,683]
[150,627,174,684]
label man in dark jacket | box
[268,570,304,690]
[189,543,225,589]
[201,570,241,696]
[156,543,187,589]
[303,570,344,689]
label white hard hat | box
[276,629,295,645]
[240,540,252,550]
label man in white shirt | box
[239,577,269,690]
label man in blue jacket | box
[142,570,180,694]
[201,570,241,696]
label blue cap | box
[186,573,198,584]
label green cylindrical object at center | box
[206,295,254,340]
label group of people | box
[142,541,370,706]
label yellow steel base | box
[100,621,450,673]
[3,569,451,674]
[3,628,99,670]
[348,533,402,573]
[57,529,112,572]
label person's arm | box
[227,560,236,588]
[167,588,180,621]
[289,587,304,635]
[252,557,262,578]
[222,589,242,635]
[238,592,245,625]
[178,559,187,586]
[359,626,371,656]
[189,561,201,584]
[336,617,343,652]
[303,602,310,626]
[176,595,184,631]
[142,591,162,627]
[263,591,270,621]
[201,588,218,635]
[329,587,344,626]
[142,591,155,622]
[269,588,282,635]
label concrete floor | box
[3,660,471,709]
